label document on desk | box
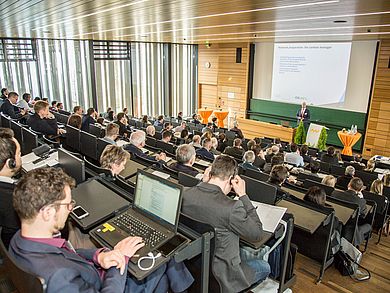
[116,140,128,147]
[251,201,287,233]
[152,170,170,179]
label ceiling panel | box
[0,0,389,43]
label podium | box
[306,123,326,148]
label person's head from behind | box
[252,145,262,157]
[348,177,364,193]
[321,175,336,187]
[1,88,8,97]
[383,173,390,187]
[87,107,96,117]
[234,138,242,148]
[107,110,115,121]
[164,122,172,131]
[274,138,281,145]
[304,186,326,206]
[34,101,50,118]
[192,135,201,144]
[345,165,355,177]
[327,146,335,156]
[180,121,186,128]
[243,150,255,164]
[271,153,284,167]
[0,128,22,177]
[13,168,76,234]
[212,117,217,124]
[123,107,128,114]
[271,144,279,154]
[366,159,375,171]
[370,179,383,195]
[146,125,155,137]
[268,165,288,186]
[22,93,31,103]
[176,144,196,166]
[177,111,183,118]
[201,131,212,140]
[353,154,363,163]
[157,115,164,122]
[209,155,238,195]
[211,137,218,149]
[96,117,104,125]
[73,105,83,116]
[300,144,308,156]
[8,92,19,104]
[181,129,189,139]
[105,123,119,140]
[100,145,130,175]
[142,115,148,123]
[202,138,212,151]
[67,114,82,129]
[290,143,298,153]
[130,130,146,148]
[162,130,172,143]
[218,133,226,142]
[116,112,127,124]
[310,161,320,174]
[247,139,256,151]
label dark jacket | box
[182,182,264,292]
[123,143,157,162]
[321,153,339,165]
[169,162,199,177]
[253,156,266,170]
[114,121,130,136]
[27,113,58,136]
[230,127,244,139]
[81,115,96,132]
[0,99,24,119]
[224,146,244,159]
[331,189,368,217]
[0,181,19,248]
[216,140,228,153]
[196,147,214,161]
[239,162,261,172]
[336,175,353,190]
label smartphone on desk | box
[71,206,89,220]
[157,234,190,257]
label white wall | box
[252,41,378,113]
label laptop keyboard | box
[112,212,167,247]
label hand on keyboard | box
[114,236,145,259]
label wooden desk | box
[277,200,327,234]
[237,118,295,142]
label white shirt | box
[0,175,15,184]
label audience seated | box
[49,100,58,111]
[246,139,256,151]
[179,129,190,144]
[124,130,166,162]
[67,114,82,129]
[224,138,245,158]
[100,145,130,176]
[182,155,270,292]
[364,159,375,172]
[196,138,214,161]
[177,111,183,121]
[252,145,266,170]
[229,121,244,139]
[265,145,279,163]
[146,125,156,137]
[301,161,321,177]
[173,121,186,133]
[81,107,97,132]
[141,115,150,125]
[336,165,355,190]
[202,122,213,134]
[161,130,173,144]
[162,122,173,133]
[321,146,339,165]
[267,164,290,201]
[191,113,200,125]
[263,153,284,174]
[0,87,9,102]
[107,110,115,121]
[370,179,383,196]
[216,133,228,153]
[0,128,22,248]
[0,92,26,119]
[27,101,64,136]
[239,150,261,172]
[321,175,336,187]
[285,143,304,167]
[190,134,201,148]
[114,112,131,137]
[73,105,83,116]
[9,167,194,293]
[103,123,120,145]
[349,154,365,170]
[383,173,390,188]
[210,137,221,155]
[102,107,112,119]
[17,93,31,111]
[211,117,218,130]
[153,115,164,127]
[332,177,371,246]
[300,145,312,163]
[169,144,200,177]
[57,102,64,111]
[304,186,326,206]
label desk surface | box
[277,200,327,234]
[22,151,59,172]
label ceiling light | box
[117,10,390,38]
[33,0,148,31]
[73,0,339,37]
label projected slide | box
[271,43,352,106]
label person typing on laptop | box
[9,168,193,293]
[182,155,270,293]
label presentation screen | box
[271,42,352,106]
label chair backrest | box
[355,170,378,189]
[297,172,322,183]
[145,136,157,147]
[1,113,11,128]
[89,124,105,138]
[319,161,331,174]
[56,113,69,124]
[65,125,81,152]
[80,131,98,161]
[303,179,334,196]
[243,168,269,182]
[241,175,277,205]
[178,172,200,187]
[10,120,23,145]
[84,156,112,177]
[225,130,236,140]
[341,154,354,162]
[330,164,346,177]
[0,228,46,293]
[307,147,318,157]
[162,163,179,179]
[154,131,162,140]
[97,138,111,160]
[156,140,175,155]
[21,127,38,155]
[179,214,221,293]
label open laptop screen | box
[134,171,182,227]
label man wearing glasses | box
[9,168,193,293]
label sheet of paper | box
[116,140,128,147]
[251,201,287,233]
[152,170,170,179]
[22,152,39,164]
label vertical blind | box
[0,38,197,117]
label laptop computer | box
[90,169,183,262]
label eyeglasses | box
[53,199,76,211]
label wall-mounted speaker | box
[236,48,242,63]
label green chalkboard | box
[248,99,366,150]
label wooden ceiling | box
[1,0,390,44]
